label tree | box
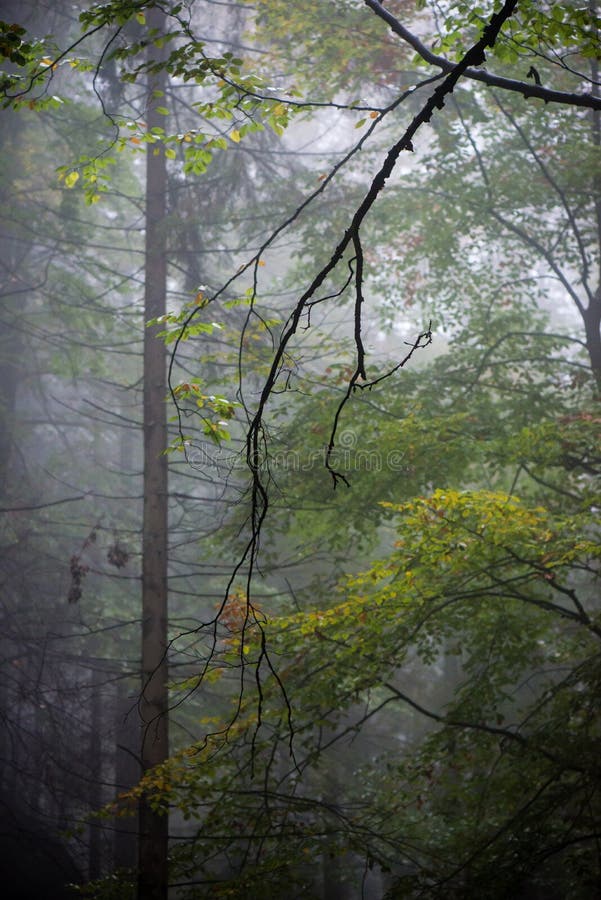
[139,6,169,898]
[2,1,601,897]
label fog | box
[1,2,600,899]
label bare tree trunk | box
[138,6,169,898]
[114,684,140,871]
[89,665,103,881]
[589,6,601,392]
[0,108,26,494]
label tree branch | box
[364,0,601,111]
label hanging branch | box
[246,0,520,500]
[167,0,522,753]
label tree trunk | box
[114,684,140,871]
[589,26,601,392]
[584,297,601,392]
[89,666,103,881]
[138,6,169,899]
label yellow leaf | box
[230,129,241,143]
[64,171,79,188]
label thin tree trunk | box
[589,4,601,392]
[138,6,169,898]
[89,665,103,881]
[114,684,140,871]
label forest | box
[0,0,600,898]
